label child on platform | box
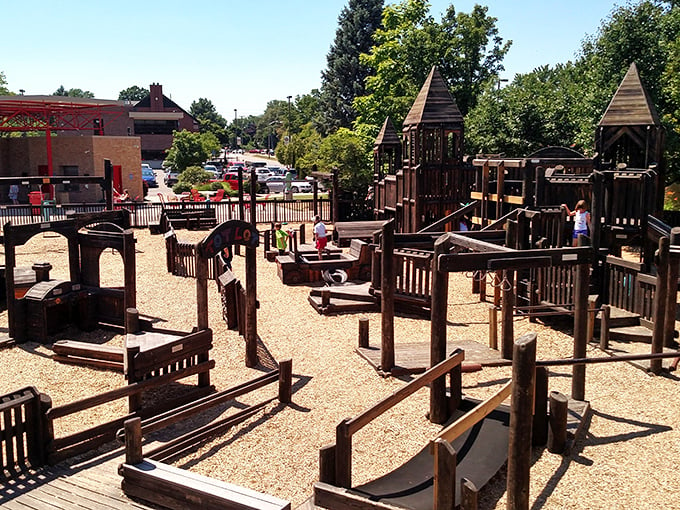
[562,200,591,246]
[274,223,290,255]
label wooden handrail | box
[434,381,512,446]
[346,350,464,436]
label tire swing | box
[322,268,348,285]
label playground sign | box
[200,220,259,258]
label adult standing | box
[313,214,327,259]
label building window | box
[133,119,178,135]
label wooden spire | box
[598,62,661,127]
[403,66,463,127]
[374,117,401,147]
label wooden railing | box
[394,248,433,305]
[0,387,50,475]
[331,350,464,488]
[0,198,331,230]
[605,255,656,320]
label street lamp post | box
[286,96,294,169]
[234,109,237,150]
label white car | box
[203,165,219,178]
[260,176,312,194]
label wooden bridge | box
[0,448,158,510]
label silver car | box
[260,176,312,194]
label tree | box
[118,86,148,102]
[0,71,10,95]
[314,128,373,195]
[164,130,220,172]
[53,86,95,98]
[318,0,384,134]
[190,98,228,145]
[354,0,510,135]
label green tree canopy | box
[118,85,148,102]
[190,98,228,145]
[318,0,384,135]
[0,71,10,95]
[53,86,95,98]
[164,130,221,172]
[354,0,510,135]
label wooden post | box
[335,419,352,488]
[501,269,515,360]
[237,166,245,221]
[651,236,669,374]
[534,166,545,208]
[587,296,597,344]
[371,231,381,290]
[321,289,331,308]
[532,367,549,446]
[493,271,502,307]
[125,307,140,334]
[124,417,143,465]
[299,224,306,245]
[196,245,209,331]
[572,236,590,400]
[460,478,479,510]
[663,228,680,348]
[448,363,462,415]
[430,233,453,424]
[250,168,257,225]
[381,220,395,373]
[278,359,292,404]
[506,332,537,510]
[332,168,340,224]
[599,304,610,350]
[313,180,319,217]
[319,444,336,484]
[245,244,258,368]
[548,391,568,454]
[433,438,456,510]
[358,317,369,348]
[489,305,498,350]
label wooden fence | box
[0,198,331,230]
[0,387,50,477]
[604,255,656,321]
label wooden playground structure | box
[1,62,679,510]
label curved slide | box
[348,398,510,509]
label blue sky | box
[3,1,617,118]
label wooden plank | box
[435,381,512,445]
[121,459,290,510]
[313,482,403,510]
[347,350,465,435]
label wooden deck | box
[357,339,503,376]
[0,448,160,509]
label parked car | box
[203,165,220,178]
[260,176,312,194]
[165,170,180,187]
[215,171,248,191]
[255,168,273,183]
[142,167,158,188]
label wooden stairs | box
[599,306,653,343]
[308,282,379,315]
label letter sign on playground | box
[200,220,259,258]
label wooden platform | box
[332,220,386,247]
[308,282,379,315]
[357,339,502,376]
[0,449,159,509]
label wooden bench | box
[121,458,291,510]
[161,207,217,230]
[52,339,124,372]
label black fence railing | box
[0,198,331,230]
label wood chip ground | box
[1,227,678,509]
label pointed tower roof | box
[374,117,401,147]
[403,66,463,127]
[598,62,661,127]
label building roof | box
[403,66,463,127]
[0,95,128,108]
[598,62,661,127]
[374,117,401,147]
